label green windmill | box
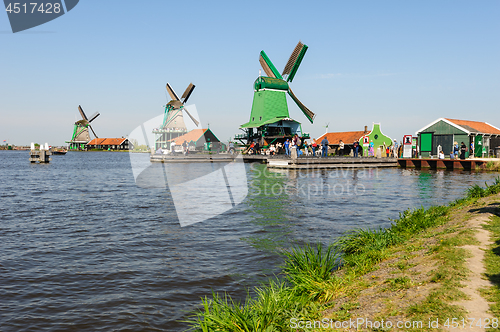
[66,105,100,150]
[239,41,316,145]
[153,83,200,150]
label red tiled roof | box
[169,129,208,145]
[445,119,500,135]
[315,131,366,145]
[87,138,127,145]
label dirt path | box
[447,214,495,331]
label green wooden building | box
[359,123,393,156]
[416,118,500,158]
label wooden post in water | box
[29,142,52,163]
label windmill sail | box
[287,87,315,123]
[166,83,180,101]
[183,108,200,127]
[89,125,98,138]
[284,42,308,83]
[259,51,282,79]
[282,41,304,77]
[78,105,88,121]
[88,112,100,123]
[181,83,195,104]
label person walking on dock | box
[353,140,359,158]
[321,137,329,157]
[392,139,398,158]
[339,140,344,156]
[284,139,290,156]
[312,139,317,157]
[460,142,467,159]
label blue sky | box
[1,0,499,146]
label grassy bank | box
[187,178,500,331]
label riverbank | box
[187,178,500,331]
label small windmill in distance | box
[66,105,100,150]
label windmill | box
[154,83,199,150]
[239,41,316,146]
[66,105,100,150]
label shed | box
[416,118,500,158]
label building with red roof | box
[416,118,500,157]
[86,138,133,150]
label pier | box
[397,158,500,170]
[150,153,398,168]
[29,143,52,163]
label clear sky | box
[1,0,499,146]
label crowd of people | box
[245,135,406,158]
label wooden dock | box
[150,153,398,168]
[397,158,499,170]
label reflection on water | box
[241,165,500,254]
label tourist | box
[284,139,290,156]
[321,136,329,157]
[460,142,467,159]
[450,151,455,159]
[249,141,255,154]
[294,134,301,156]
[392,139,398,158]
[439,150,445,159]
[470,141,474,158]
[171,141,176,154]
[269,144,276,156]
[291,137,297,159]
[312,139,317,157]
[255,141,260,155]
[182,140,188,155]
[304,140,309,156]
[353,140,359,158]
[276,142,283,154]
[368,140,374,157]
[453,142,459,158]
[339,140,344,156]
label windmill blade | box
[282,41,304,77]
[78,105,88,121]
[89,124,98,138]
[284,42,308,83]
[181,83,195,104]
[287,88,315,124]
[88,112,100,123]
[259,51,282,79]
[183,108,200,127]
[166,83,180,101]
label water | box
[1,151,498,331]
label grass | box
[481,211,500,321]
[485,160,500,171]
[187,177,500,331]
